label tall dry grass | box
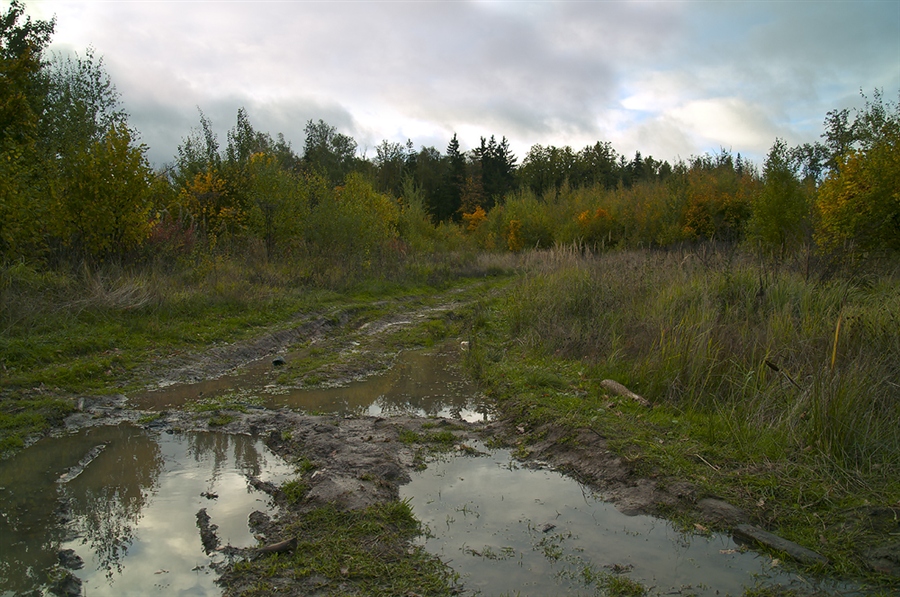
[505,245,900,471]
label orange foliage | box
[576,207,612,246]
[179,169,245,235]
[462,206,487,232]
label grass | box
[0,255,515,452]
[467,246,900,589]
[224,501,460,596]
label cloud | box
[28,0,900,168]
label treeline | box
[2,1,898,274]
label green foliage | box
[54,123,153,260]
[815,92,900,257]
[397,176,438,253]
[306,172,399,270]
[747,138,810,254]
[0,396,74,454]
[246,151,307,260]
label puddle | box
[402,445,851,597]
[133,343,491,422]
[0,425,294,596]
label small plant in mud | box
[186,392,262,413]
[281,480,308,505]
[220,501,460,595]
[137,411,165,425]
[293,456,316,474]
[206,412,235,427]
[604,574,647,597]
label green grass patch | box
[281,480,308,505]
[222,501,459,596]
[0,395,76,454]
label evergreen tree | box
[435,133,465,221]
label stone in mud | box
[272,356,286,367]
[695,498,748,527]
[863,542,900,577]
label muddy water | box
[403,445,845,596]
[3,348,851,596]
[133,343,491,422]
[0,426,293,596]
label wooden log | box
[256,537,297,555]
[600,380,651,408]
[733,524,829,567]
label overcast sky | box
[25,0,900,168]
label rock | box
[695,498,748,527]
[272,356,286,367]
[733,524,829,567]
[255,537,297,556]
[863,542,900,577]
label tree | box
[246,151,305,260]
[175,109,221,186]
[412,145,447,222]
[0,1,54,261]
[434,133,464,222]
[472,135,517,208]
[374,139,407,197]
[302,119,358,186]
[518,144,576,198]
[815,92,900,256]
[573,141,619,190]
[55,124,153,261]
[40,47,127,159]
[747,139,809,254]
[0,0,54,147]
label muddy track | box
[136,286,484,390]
[60,279,892,596]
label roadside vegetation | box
[466,247,899,590]
[2,2,899,594]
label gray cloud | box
[32,0,900,168]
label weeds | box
[473,246,900,585]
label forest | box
[1,1,898,277]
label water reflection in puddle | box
[0,426,293,596]
[402,445,832,597]
[133,343,491,422]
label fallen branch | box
[600,380,651,408]
[255,537,297,556]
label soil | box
[51,292,899,595]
